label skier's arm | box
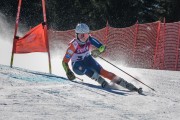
[89,36,106,57]
[62,43,76,80]
[62,62,70,73]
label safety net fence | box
[48,21,180,71]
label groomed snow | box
[0,64,180,120]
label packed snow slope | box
[0,64,180,120]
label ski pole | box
[99,56,156,91]
[76,76,83,81]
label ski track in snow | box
[0,64,180,120]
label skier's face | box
[78,33,89,42]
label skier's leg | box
[114,77,142,93]
[115,77,138,91]
[72,61,94,77]
[82,56,113,88]
[73,66,109,88]
[90,72,109,88]
[100,68,141,92]
[72,60,111,88]
[100,68,116,81]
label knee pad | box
[72,66,85,75]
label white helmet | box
[75,23,90,34]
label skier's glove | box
[66,69,76,81]
[62,61,75,81]
[91,45,106,58]
[91,49,101,58]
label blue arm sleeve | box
[89,36,103,48]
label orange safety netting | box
[48,21,180,71]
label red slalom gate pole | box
[42,0,52,74]
[10,0,22,67]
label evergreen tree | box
[0,0,179,30]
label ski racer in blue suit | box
[62,23,142,94]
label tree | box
[0,0,179,30]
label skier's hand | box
[91,49,101,58]
[91,45,106,58]
[66,69,76,81]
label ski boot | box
[96,76,109,88]
[115,77,142,94]
[137,88,143,94]
[91,72,109,88]
[132,87,143,94]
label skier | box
[62,23,142,94]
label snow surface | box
[0,64,180,120]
